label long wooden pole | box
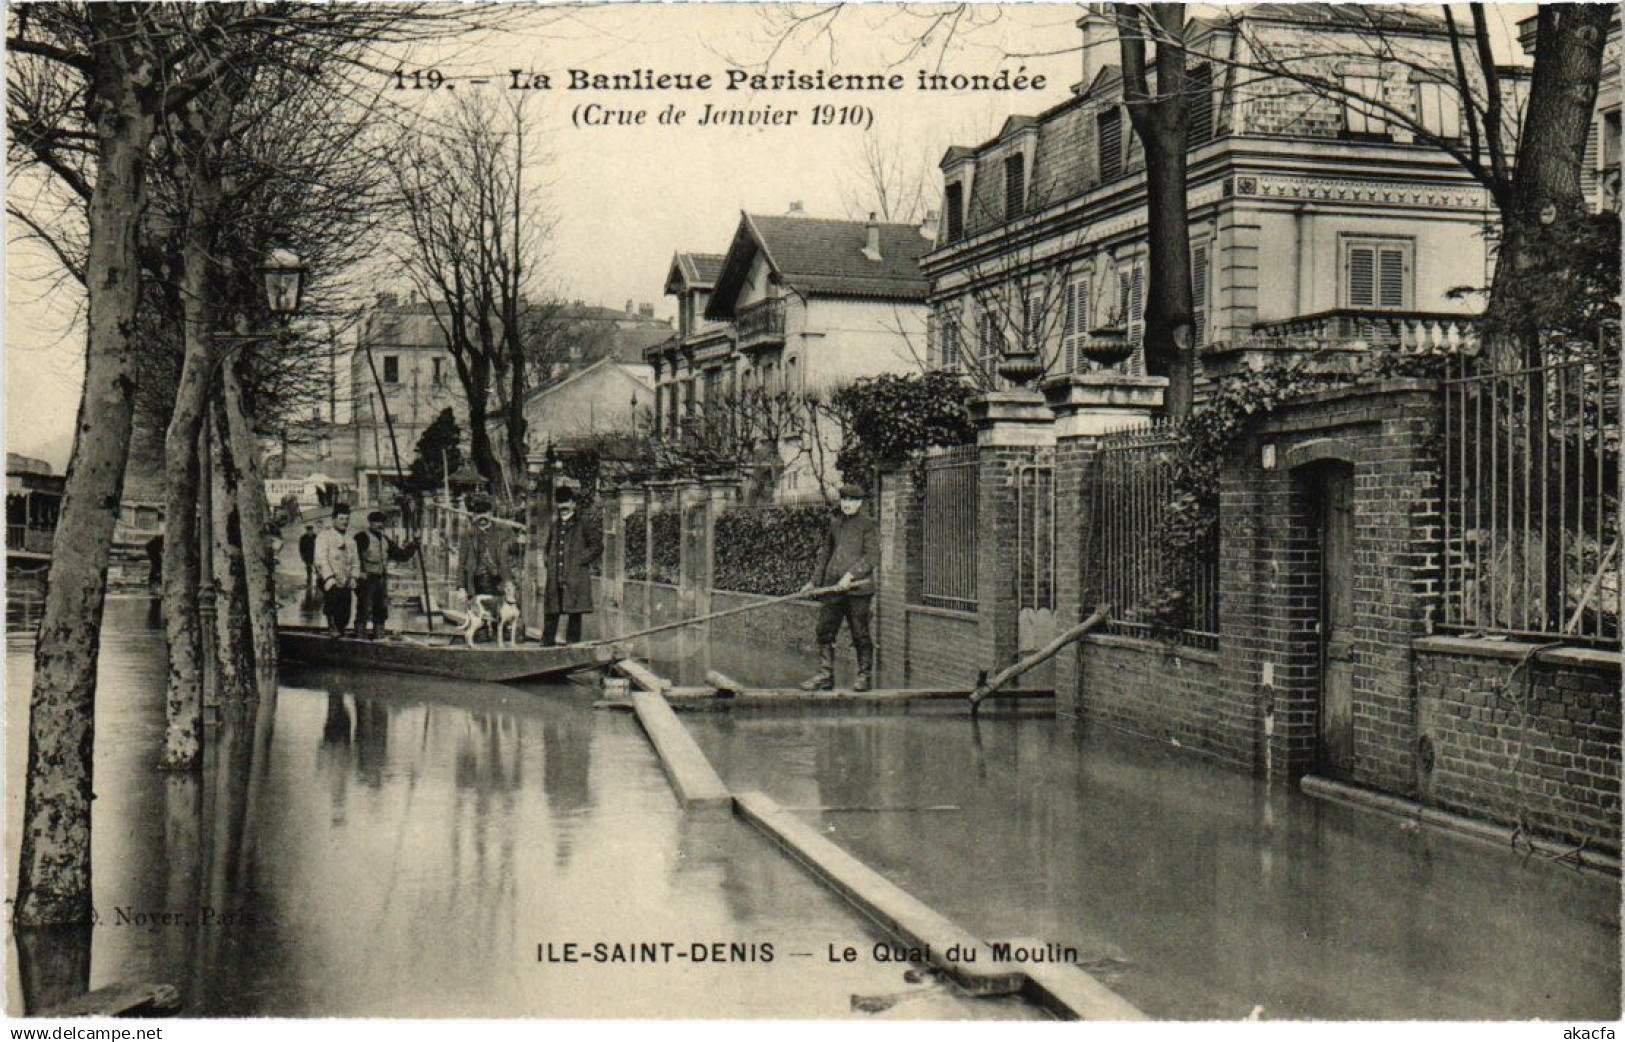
[588,584,844,647]
[364,347,436,631]
[968,605,1112,717]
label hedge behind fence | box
[715,505,830,596]
[624,509,679,584]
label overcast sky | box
[4,2,1536,470]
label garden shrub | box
[714,505,831,596]
[622,509,678,584]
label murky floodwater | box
[5,597,1041,1019]
[680,710,1621,1020]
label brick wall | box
[1075,635,1238,762]
[1415,640,1621,852]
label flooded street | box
[684,709,1621,1020]
[5,597,1040,1019]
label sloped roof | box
[1239,3,1443,32]
[664,252,726,294]
[613,323,675,363]
[706,213,930,317]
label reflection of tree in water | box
[816,721,882,811]
[13,924,91,1014]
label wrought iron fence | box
[1442,343,1620,643]
[1017,464,1055,611]
[920,445,979,611]
[1093,423,1219,648]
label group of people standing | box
[295,488,603,646]
[301,504,420,639]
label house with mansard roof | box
[923,4,1619,390]
[651,212,934,501]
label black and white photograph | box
[3,0,1621,1028]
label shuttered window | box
[1097,108,1123,182]
[945,182,964,242]
[1191,242,1210,350]
[1116,262,1146,376]
[1004,155,1025,220]
[979,310,1001,370]
[1062,275,1091,373]
[1583,119,1601,196]
[1187,64,1214,148]
[1343,238,1411,310]
[931,305,960,370]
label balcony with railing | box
[735,297,787,351]
[1252,310,1482,353]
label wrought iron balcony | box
[735,297,787,351]
[1252,309,1481,352]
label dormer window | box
[1341,74,1388,138]
[945,182,965,242]
[1004,154,1025,220]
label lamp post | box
[200,249,308,710]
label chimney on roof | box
[920,210,939,241]
[1076,4,1112,96]
[787,200,805,216]
[862,213,882,262]
[638,302,654,318]
[626,299,634,314]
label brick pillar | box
[873,464,919,689]
[967,389,1056,675]
[1046,374,1167,723]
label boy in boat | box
[799,482,878,692]
[352,510,420,640]
[313,504,358,637]
[538,485,602,645]
[456,494,516,638]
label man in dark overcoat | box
[538,486,602,645]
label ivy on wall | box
[831,371,976,488]
[623,509,680,585]
[714,505,831,596]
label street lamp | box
[262,247,307,316]
[199,247,309,712]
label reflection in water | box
[8,605,1036,1019]
[684,714,1622,1020]
[13,925,91,1015]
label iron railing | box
[1017,464,1055,611]
[920,445,979,611]
[1441,344,1620,643]
[1093,423,1219,648]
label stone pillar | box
[872,464,917,689]
[677,479,707,620]
[966,389,1056,677]
[601,487,644,612]
[1044,374,1168,723]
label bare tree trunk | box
[223,363,277,692]
[466,360,500,487]
[1487,3,1612,369]
[1119,3,1195,420]
[15,9,158,927]
[211,403,256,701]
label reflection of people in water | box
[542,706,594,867]
[353,698,390,789]
[322,692,353,747]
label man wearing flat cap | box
[352,510,419,639]
[313,503,358,637]
[456,493,516,607]
[799,482,878,691]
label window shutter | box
[1187,65,1214,147]
[1191,243,1209,349]
[1005,155,1026,220]
[1377,246,1406,309]
[1098,109,1123,181]
[1347,244,1376,308]
[943,316,959,370]
[1583,120,1601,196]
[1127,263,1146,376]
[1074,279,1090,373]
[946,183,964,241]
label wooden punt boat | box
[277,625,620,682]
